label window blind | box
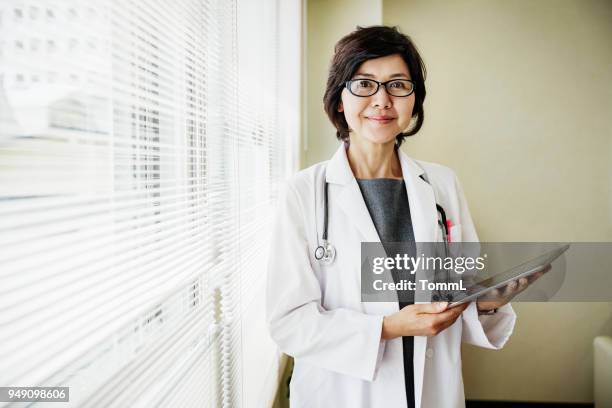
[0,0,300,406]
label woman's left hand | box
[476,264,552,313]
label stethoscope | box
[314,167,454,301]
[314,172,337,264]
[419,173,453,302]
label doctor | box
[267,26,537,408]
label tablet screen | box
[448,244,570,306]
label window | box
[0,0,301,406]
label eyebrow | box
[353,72,411,79]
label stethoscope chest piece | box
[315,241,336,265]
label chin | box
[363,133,397,146]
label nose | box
[370,84,392,108]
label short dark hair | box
[323,25,427,148]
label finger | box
[517,277,529,291]
[455,302,470,313]
[529,271,544,282]
[434,306,466,330]
[529,265,550,282]
[482,287,501,301]
[416,302,448,314]
[503,280,518,296]
[435,304,467,322]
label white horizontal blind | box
[0,0,300,406]
[234,0,295,406]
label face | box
[338,54,415,147]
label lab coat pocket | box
[290,362,324,407]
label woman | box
[266,26,537,408]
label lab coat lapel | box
[398,149,437,243]
[325,143,380,243]
[326,144,438,244]
[398,148,438,408]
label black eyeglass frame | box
[344,78,415,97]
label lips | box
[366,116,396,123]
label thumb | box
[416,302,448,314]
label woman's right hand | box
[381,302,470,340]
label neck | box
[346,136,403,179]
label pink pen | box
[446,219,452,243]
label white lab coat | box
[266,143,516,408]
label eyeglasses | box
[345,78,415,97]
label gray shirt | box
[356,178,417,291]
[356,178,416,408]
[356,178,415,244]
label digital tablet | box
[447,244,570,308]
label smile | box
[366,117,395,124]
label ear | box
[337,101,343,112]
